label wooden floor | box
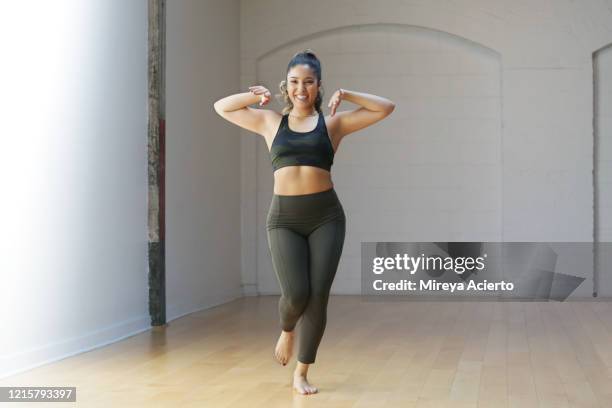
[2,296,612,407]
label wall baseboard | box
[166,290,242,323]
[1,315,151,380]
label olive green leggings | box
[266,187,346,364]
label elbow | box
[213,101,224,115]
[386,102,396,115]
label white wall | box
[165,0,243,321]
[0,1,149,378]
[240,1,612,297]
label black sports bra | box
[269,112,335,172]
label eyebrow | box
[288,76,314,79]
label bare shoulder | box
[249,108,283,139]
[323,114,343,153]
[255,109,284,151]
[323,114,341,140]
[263,109,283,137]
[261,110,283,144]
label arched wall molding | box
[254,23,502,64]
[593,40,612,55]
[248,22,505,293]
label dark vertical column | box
[148,0,167,326]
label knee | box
[308,290,330,305]
[282,290,309,314]
[303,292,330,315]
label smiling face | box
[287,64,320,109]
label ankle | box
[294,367,308,377]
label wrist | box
[247,92,262,105]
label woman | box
[213,49,395,395]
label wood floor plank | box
[2,296,612,407]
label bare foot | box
[273,330,294,366]
[293,374,318,395]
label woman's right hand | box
[248,85,271,106]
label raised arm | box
[213,86,275,137]
[329,89,395,139]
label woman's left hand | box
[328,88,345,116]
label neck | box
[290,107,317,117]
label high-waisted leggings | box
[266,187,346,364]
